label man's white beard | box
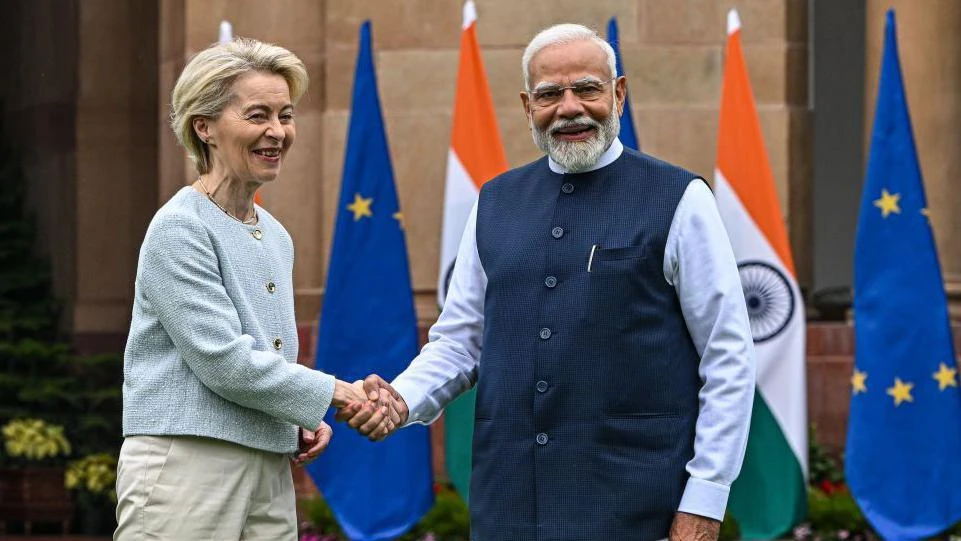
[531,104,620,173]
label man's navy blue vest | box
[470,148,704,540]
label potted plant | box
[65,452,117,534]
[0,418,73,534]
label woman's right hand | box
[331,379,369,408]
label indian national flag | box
[439,0,508,503]
[715,10,808,538]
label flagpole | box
[606,17,639,150]
[218,20,232,44]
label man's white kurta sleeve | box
[392,203,487,425]
[664,180,757,521]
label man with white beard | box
[341,23,757,541]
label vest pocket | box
[587,244,649,278]
[585,244,654,320]
[591,243,648,263]
[600,412,682,466]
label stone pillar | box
[865,0,961,321]
[159,0,189,206]
[73,0,159,350]
[2,1,79,331]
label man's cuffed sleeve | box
[678,477,731,521]
[664,180,756,520]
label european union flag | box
[847,10,961,539]
[308,20,433,541]
[606,17,638,150]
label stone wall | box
[0,1,810,345]
[317,0,811,326]
[147,0,811,333]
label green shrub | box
[719,511,740,541]
[398,486,469,540]
[300,484,470,541]
[805,487,871,536]
[298,494,345,538]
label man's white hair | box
[521,24,618,90]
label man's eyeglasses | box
[527,78,616,108]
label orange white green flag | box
[714,9,807,538]
[438,0,509,503]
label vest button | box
[251,229,264,240]
[539,328,551,340]
[536,433,549,445]
[536,380,549,393]
[273,338,283,350]
[551,226,564,239]
[544,276,557,288]
[561,182,574,194]
[266,281,276,293]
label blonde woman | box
[114,38,391,540]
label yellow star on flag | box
[393,211,404,229]
[347,193,373,221]
[851,368,868,394]
[873,188,901,218]
[933,362,958,391]
[886,377,914,406]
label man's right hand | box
[335,374,408,441]
[669,511,721,541]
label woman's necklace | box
[197,176,257,225]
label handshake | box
[294,375,407,466]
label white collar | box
[547,138,624,174]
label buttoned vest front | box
[471,149,704,540]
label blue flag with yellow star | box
[847,9,961,539]
[308,20,433,541]
[606,17,638,150]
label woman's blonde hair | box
[170,38,309,174]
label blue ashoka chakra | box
[737,260,795,343]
